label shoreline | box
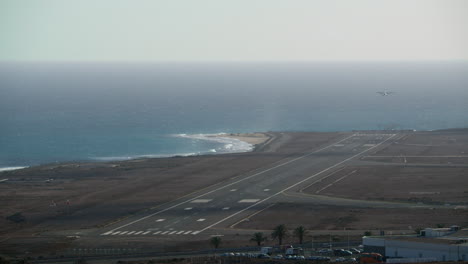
[0,132,272,173]
[2,128,467,173]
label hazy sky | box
[1,0,467,61]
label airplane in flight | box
[377,90,395,96]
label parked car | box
[349,248,361,254]
[333,257,347,262]
[273,255,284,260]
[257,253,271,259]
[318,248,333,255]
[334,249,353,256]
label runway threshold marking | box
[104,133,357,233]
[196,134,397,234]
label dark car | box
[308,256,331,261]
[334,249,353,256]
[257,253,271,259]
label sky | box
[1,0,467,62]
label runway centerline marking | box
[184,207,193,210]
[190,199,212,203]
[197,218,206,222]
[230,189,237,192]
[238,199,260,203]
[156,219,165,222]
[196,134,397,234]
[105,133,357,232]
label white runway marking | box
[101,231,113,235]
[196,134,397,234]
[142,231,151,235]
[105,134,358,233]
[169,231,177,235]
[111,231,121,235]
[222,207,230,210]
[184,231,193,234]
[192,231,201,235]
[363,144,376,147]
[176,231,185,234]
[156,219,165,222]
[230,189,237,192]
[334,144,344,147]
[135,231,143,235]
[154,231,162,234]
[161,231,169,234]
[263,189,270,191]
[315,170,357,194]
[197,218,206,222]
[127,231,136,235]
[184,207,193,210]
[119,231,128,235]
[190,199,212,203]
[238,199,260,203]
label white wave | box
[0,166,28,172]
[173,133,254,154]
[92,152,199,161]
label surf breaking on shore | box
[0,133,270,171]
[91,133,269,162]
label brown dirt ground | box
[362,130,468,164]
[2,130,468,257]
[302,166,468,205]
[234,203,468,231]
[0,132,342,235]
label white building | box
[363,227,468,261]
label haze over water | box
[1,62,467,169]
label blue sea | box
[1,62,467,170]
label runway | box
[98,133,397,238]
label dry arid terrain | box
[0,129,467,259]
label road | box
[98,133,397,238]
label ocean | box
[1,62,467,170]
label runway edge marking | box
[196,134,397,234]
[103,133,357,233]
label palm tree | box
[294,226,307,244]
[271,224,288,245]
[250,232,267,246]
[210,236,222,249]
